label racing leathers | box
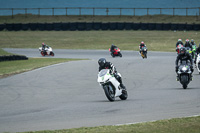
[139,43,146,54]
[99,62,125,89]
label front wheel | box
[180,75,189,89]
[104,85,115,102]
[50,52,55,56]
[119,90,128,100]
[118,52,122,57]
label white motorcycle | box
[196,54,200,74]
[97,69,128,102]
[39,46,54,56]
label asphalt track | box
[0,48,200,132]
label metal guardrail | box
[0,7,200,18]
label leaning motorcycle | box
[195,53,200,74]
[39,47,55,56]
[109,48,122,58]
[97,69,127,102]
[177,61,192,89]
[141,46,147,59]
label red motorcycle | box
[109,48,122,57]
[176,44,184,54]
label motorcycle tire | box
[104,85,115,102]
[41,51,45,56]
[119,52,122,57]
[119,90,128,100]
[181,75,188,89]
[50,52,55,56]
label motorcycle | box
[176,44,184,54]
[177,61,192,89]
[195,53,200,74]
[109,48,122,57]
[97,69,128,102]
[141,46,147,59]
[39,46,55,56]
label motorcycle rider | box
[190,39,196,47]
[190,39,196,59]
[110,44,117,55]
[175,47,194,81]
[42,43,49,53]
[194,43,200,64]
[98,58,125,89]
[184,39,192,49]
[176,38,184,47]
[139,41,147,54]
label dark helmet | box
[191,39,194,43]
[98,58,106,67]
[180,47,186,55]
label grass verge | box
[0,58,82,78]
[0,30,200,52]
[1,14,200,24]
[20,116,200,133]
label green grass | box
[0,48,13,55]
[0,14,200,24]
[0,58,82,78]
[20,116,200,133]
[0,30,200,52]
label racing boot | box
[120,83,126,90]
[176,76,179,81]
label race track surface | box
[1,48,200,132]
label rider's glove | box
[190,66,194,72]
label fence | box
[0,7,200,17]
[0,22,200,31]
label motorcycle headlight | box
[182,67,187,71]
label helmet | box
[141,41,144,44]
[42,43,45,45]
[191,39,194,43]
[185,39,189,43]
[98,58,106,67]
[180,47,186,55]
[178,39,182,42]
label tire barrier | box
[1,22,200,31]
[0,55,28,62]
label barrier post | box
[120,8,122,17]
[12,8,13,18]
[52,8,54,16]
[38,8,40,17]
[93,8,95,16]
[66,8,67,16]
[133,8,135,16]
[25,8,27,18]
[160,8,162,15]
[79,7,81,16]
[106,8,109,16]
[147,8,149,16]
[186,8,188,16]
[173,8,175,16]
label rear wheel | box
[41,51,45,56]
[183,84,187,89]
[104,85,115,102]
